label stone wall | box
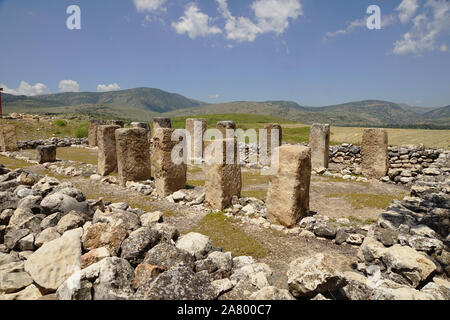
[18,137,88,150]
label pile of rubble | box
[18,137,88,150]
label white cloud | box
[1,81,49,96]
[396,0,420,24]
[209,94,220,99]
[441,44,448,52]
[393,0,450,55]
[97,83,121,92]
[172,3,222,39]
[217,0,302,42]
[133,0,167,13]
[58,80,80,93]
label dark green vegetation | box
[3,88,449,128]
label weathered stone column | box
[186,118,207,162]
[88,120,104,147]
[266,145,311,228]
[0,125,19,152]
[98,125,120,176]
[361,128,389,179]
[309,124,330,169]
[153,118,172,130]
[216,121,236,139]
[37,145,56,164]
[115,128,151,187]
[204,138,242,210]
[131,122,151,144]
[152,128,187,197]
[259,123,282,166]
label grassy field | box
[2,114,449,149]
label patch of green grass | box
[187,180,205,187]
[326,193,406,210]
[57,147,98,165]
[54,119,68,127]
[241,189,267,201]
[0,155,34,170]
[283,126,310,144]
[188,166,203,174]
[242,171,270,185]
[191,212,268,258]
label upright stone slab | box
[204,138,242,210]
[361,128,389,179]
[309,124,330,169]
[0,125,18,152]
[98,125,120,176]
[88,120,104,148]
[266,145,311,228]
[153,118,172,130]
[259,123,282,166]
[216,121,236,139]
[108,120,124,128]
[152,128,187,197]
[186,118,207,162]
[115,128,151,187]
[131,122,151,144]
[37,145,56,164]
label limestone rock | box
[144,242,194,270]
[120,227,161,265]
[134,265,215,300]
[361,128,389,179]
[24,228,83,291]
[176,232,212,259]
[250,286,295,300]
[287,253,347,298]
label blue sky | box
[0,0,449,107]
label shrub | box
[75,123,89,138]
[54,119,68,127]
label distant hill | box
[2,88,449,128]
[3,87,206,114]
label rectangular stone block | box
[152,128,187,197]
[108,120,124,128]
[266,145,311,228]
[361,128,389,179]
[88,120,104,148]
[37,145,56,164]
[153,118,172,130]
[186,118,206,162]
[115,128,151,187]
[131,122,151,144]
[204,138,241,210]
[97,125,120,176]
[259,124,282,166]
[0,125,19,152]
[309,124,330,169]
[216,121,236,139]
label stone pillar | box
[131,122,151,144]
[152,128,187,197]
[266,145,311,228]
[115,128,151,187]
[309,124,330,169]
[259,124,282,166]
[361,128,389,179]
[216,121,236,139]
[88,120,104,148]
[186,118,207,162]
[153,118,172,131]
[98,125,120,176]
[0,125,19,152]
[204,138,242,210]
[108,120,124,128]
[37,145,56,164]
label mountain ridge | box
[1,88,448,128]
